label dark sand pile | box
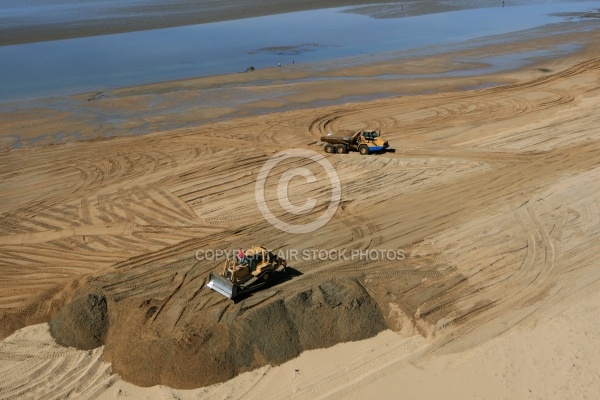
[105,280,386,388]
[49,293,108,350]
[43,228,461,390]
[51,273,387,388]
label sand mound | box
[49,293,108,350]
[51,275,386,388]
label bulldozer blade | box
[206,272,239,299]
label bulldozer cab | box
[244,247,269,273]
[206,245,280,299]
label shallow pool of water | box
[0,1,598,103]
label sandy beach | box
[1,1,600,399]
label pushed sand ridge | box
[49,267,388,388]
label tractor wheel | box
[359,145,371,155]
[335,144,348,154]
[324,144,335,154]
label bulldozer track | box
[0,326,115,399]
[428,201,560,353]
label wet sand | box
[2,0,530,46]
[1,19,597,151]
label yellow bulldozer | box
[206,245,287,299]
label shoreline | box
[2,1,597,107]
[1,0,526,47]
[1,19,598,152]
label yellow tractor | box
[321,129,390,155]
[206,245,287,299]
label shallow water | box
[0,1,598,103]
